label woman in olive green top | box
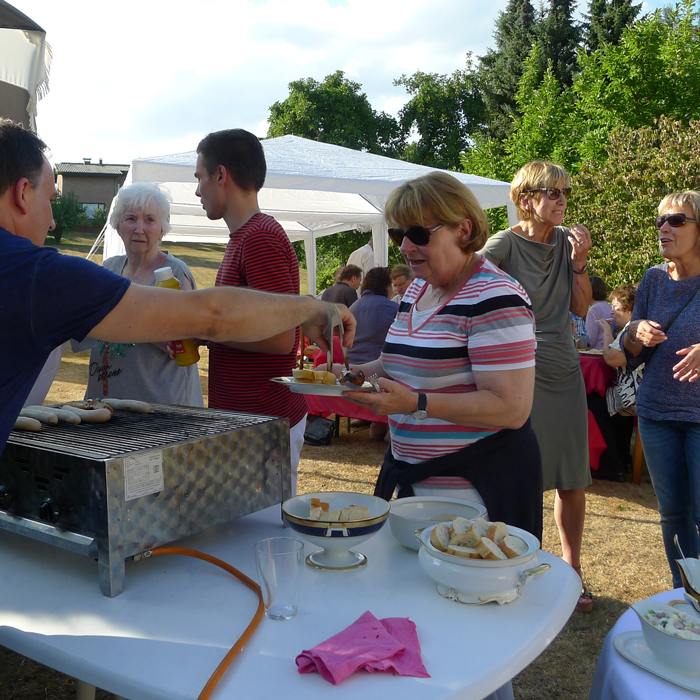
[481,161,594,612]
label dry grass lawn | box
[0,234,672,699]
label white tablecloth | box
[588,589,699,700]
[0,505,580,700]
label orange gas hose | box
[149,546,265,700]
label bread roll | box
[475,537,508,560]
[292,369,314,383]
[318,509,341,522]
[486,521,509,545]
[309,506,322,520]
[448,533,474,547]
[456,520,489,548]
[498,535,529,559]
[447,544,481,559]
[430,523,451,552]
[448,517,474,538]
[313,371,337,386]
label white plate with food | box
[577,349,604,355]
[271,371,376,396]
[614,631,700,692]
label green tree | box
[583,0,642,51]
[567,117,700,287]
[538,0,582,87]
[267,70,403,156]
[394,59,485,170]
[575,0,700,164]
[50,191,85,243]
[479,0,539,141]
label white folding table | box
[0,505,580,700]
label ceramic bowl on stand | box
[282,492,390,570]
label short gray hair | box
[109,182,171,234]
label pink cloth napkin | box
[296,611,430,685]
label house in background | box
[55,159,129,216]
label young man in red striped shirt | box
[194,129,307,493]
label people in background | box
[347,237,374,280]
[343,172,542,543]
[347,267,399,365]
[321,264,362,307]
[390,264,413,304]
[0,119,355,455]
[481,160,594,613]
[585,276,613,350]
[73,183,204,407]
[590,283,642,480]
[316,266,345,300]
[623,190,700,589]
[194,128,309,494]
[346,267,399,442]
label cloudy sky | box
[13,0,667,165]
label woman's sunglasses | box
[654,213,699,229]
[524,187,572,200]
[388,223,444,246]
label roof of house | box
[55,162,130,177]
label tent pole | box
[304,233,317,296]
[87,223,108,260]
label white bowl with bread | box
[388,497,488,552]
[630,599,700,673]
[417,518,549,604]
[282,492,390,571]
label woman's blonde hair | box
[384,171,489,255]
[510,161,571,221]
[658,191,700,224]
[658,191,700,255]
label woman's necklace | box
[430,254,476,303]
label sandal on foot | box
[576,588,594,613]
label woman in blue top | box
[623,190,700,588]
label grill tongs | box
[324,304,348,371]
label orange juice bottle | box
[154,267,200,367]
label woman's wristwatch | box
[411,393,429,420]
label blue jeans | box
[638,416,700,588]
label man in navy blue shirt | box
[0,120,355,451]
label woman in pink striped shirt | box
[343,172,543,540]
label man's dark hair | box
[0,119,47,197]
[196,128,266,192]
[339,264,362,282]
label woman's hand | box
[343,377,417,417]
[568,224,592,271]
[598,318,613,335]
[674,344,700,382]
[628,320,667,347]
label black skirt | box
[374,418,543,541]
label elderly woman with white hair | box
[74,183,204,406]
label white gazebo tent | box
[0,0,50,132]
[102,135,516,293]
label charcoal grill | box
[0,404,290,596]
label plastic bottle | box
[154,267,200,367]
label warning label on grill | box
[124,451,164,501]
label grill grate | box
[7,404,278,459]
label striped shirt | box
[381,257,536,464]
[208,213,307,427]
